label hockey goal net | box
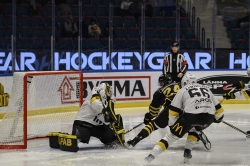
[0,71,83,149]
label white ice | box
[1,104,250,166]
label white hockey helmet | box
[181,73,197,87]
[247,66,250,77]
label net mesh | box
[0,71,82,146]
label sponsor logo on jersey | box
[191,124,208,128]
[195,98,212,104]
[172,123,183,135]
[195,105,211,109]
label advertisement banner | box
[0,49,250,73]
[0,71,249,113]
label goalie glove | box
[214,115,224,123]
[223,92,235,100]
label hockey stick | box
[222,120,248,136]
[219,87,249,136]
[124,122,144,135]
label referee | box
[162,42,188,83]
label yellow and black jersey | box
[148,82,181,118]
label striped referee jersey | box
[162,52,188,74]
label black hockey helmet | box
[158,74,172,86]
[171,41,179,47]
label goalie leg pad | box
[113,114,125,145]
[58,133,79,152]
[48,132,61,149]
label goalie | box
[223,66,250,135]
[71,82,125,150]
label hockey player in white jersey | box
[223,66,250,100]
[125,74,211,151]
[72,82,125,148]
[144,73,225,164]
[223,66,250,134]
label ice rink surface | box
[1,104,250,166]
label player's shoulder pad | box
[158,82,181,92]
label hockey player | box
[223,66,250,134]
[125,74,211,152]
[144,73,225,164]
[162,42,188,83]
[72,82,125,149]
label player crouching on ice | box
[125,74,211,153]
[223,66,250,136]
[144,73,225,164]
[71,82,125,150]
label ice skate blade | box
[124,142,133,149]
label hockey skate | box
[124,136,142,149]
[184,149,192,163]
[124,140,134,149]
[199,131,211,150]
[144,154,155,164]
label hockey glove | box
[223,92,235,100]
[144,113,153,125]
[233,81,245,90]
[214,115,224,123]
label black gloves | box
[233,81,245,90]
[214,115,224,123]
[223,92,235,100]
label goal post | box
[0,71,83,149]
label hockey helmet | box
[99,82,113,98]
[247,66,250,77]
[181,73,197,87]
[158,74,172,86]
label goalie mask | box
[247,66,250,77]
[158,74,172,87]
[99,82,113,98]
[181,73,197,87]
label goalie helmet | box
[247,66,250,76]
[181,73,197,87]
[158,74,172,86]
[99,82,113,98]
